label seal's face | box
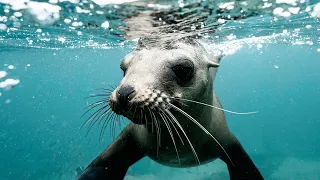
[109,39,220,124]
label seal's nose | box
[116,85,135,110]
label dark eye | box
[120,65,126,76]
[172,60,194,83]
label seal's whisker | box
[86,105,110,128]
[84,94,111,99]
[94,88,114,92]
[95,108,113,143]
[144,107,149,131]
[148,109,157,149]
[164,109,200,165]
[81,100,107,117]
[171,97,258,115]
[147,108,155,134]
[168,103,234,166]
[151,111,161,157]
[109,113,116,140]
[113,114,120,140]
[84,105,109,137]
[99,110,112,143]
[159,111,181,166]
[132,105,137,119]
[100,111,115,142]
[147,108,161,157]
[97,108,112,126]
[106,84,117,91]
[81,103,108,129]
[140,109,143,125]
[160,109,184,145]
[82,99,106,110]
[111,114,117,140]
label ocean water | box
[0,0,320,180]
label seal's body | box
[78,38,264,180]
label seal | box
[78,37,264,180]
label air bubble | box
[0,71,7,79]
[0,23,7,30]
[101,21,109,29]
[8,65,15,70]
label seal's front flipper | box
[220,134,264,180]
[78,129,145,180]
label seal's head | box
[109,37,222,124]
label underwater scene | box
[0,0,320,179]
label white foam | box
[92,0,138,6]
[288,7,300,14]
[58,37,66,43]
[273,7,284,16]
[13,12,23,17]
[25,1,61,26]
[276,0,297,5]
[311,2,320,18]
[0,71,7,79]
[200,32,288,56]
[0,0,29,10]
[64,19,72,24]
[219,2,235,9]
[59,0,80,3]
[0,79,20,90]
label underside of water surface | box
[0,0,320,180]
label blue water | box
[1,0,320,180]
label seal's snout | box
[110,85,135,113]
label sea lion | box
[78,37,263,180]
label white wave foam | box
[0,78,20,90]
[200,32,290,57]
[25,1,61,26]
[92,0,138,6]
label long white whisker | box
[171,97,258,115]
[149,108,161,157]
[168,103,234,166]
[160,109,184,145]
[159,111,181,166]
[164,109,200,165]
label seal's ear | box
[208,54,223,68]
[208,61,220,68]
[208,50,224,68]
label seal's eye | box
[172,60,194,83]
[120,65,126,76]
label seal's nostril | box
[117,85,135,110]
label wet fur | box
[78,38,264,180]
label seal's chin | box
[121,109,148,125]
[110,106,147,125]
